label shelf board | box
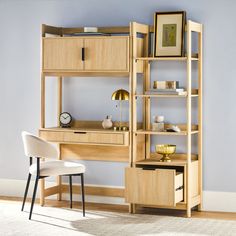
[135,129,199,136]
[135,94,198,98]
[135,157,198,167]
[136,57,199,61]
[135,89,198,98]
[135,153,198,166]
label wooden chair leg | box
[21,173,31,211]
[81,173,85,217]
[29,176,39,220]
[69,175,73,209]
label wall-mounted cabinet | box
[43,36,129,72]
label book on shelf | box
[153,81,179,89]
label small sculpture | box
[102,115,113,129]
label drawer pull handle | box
[176,186,183,191]
[74,131,87,134]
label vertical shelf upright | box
[126,20,203,217]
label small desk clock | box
[59,112,72,128]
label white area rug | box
[0,201,236,236]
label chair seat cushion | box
[29,160,85,176]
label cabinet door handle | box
[74,131,87,134]
[175,186,183,191]
[82,47,85,61]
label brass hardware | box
[113,126,129,131]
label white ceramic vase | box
[102,115,113,129]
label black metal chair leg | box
[21,173,31,211]
[69,175,73,209]
[81,173,85,217]
[29,176,39,220]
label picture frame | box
[154,11,186,57]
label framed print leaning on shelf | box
[154,11,186,57]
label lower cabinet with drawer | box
[125,167,183,207]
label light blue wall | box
[0,0,236,192]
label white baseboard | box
[1,178,236,212]
[202,191,236,213]
[0,178,125,205]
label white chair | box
[21,131,85,220]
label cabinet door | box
[125,168,183,206]
[43,38,84,70]
[84,37,129,72]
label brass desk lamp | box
[111,89,129,131]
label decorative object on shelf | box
[102,115,113,129]
[154,115,164,123]
[152,115,165,131]
[153,81,179,89]
[156,144,176,162]
[154,11,186,57]
[166,125,181,132]
[59,112,72,128]
[84,27,98,33]
[111,89,129,131]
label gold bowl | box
[155,144,176,162]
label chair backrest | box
[22,131,58,159]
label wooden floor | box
[1,196,236,221]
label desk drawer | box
[39,131,64,142]
[125,167,183,206]
[39,130,129,146]
[64,132,125,145]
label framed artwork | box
[154,11,186,57]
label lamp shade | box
[111,89,129,101]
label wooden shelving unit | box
[125,20,203,217]
[39,20,202,218]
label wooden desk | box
[39,126,130,162]
[38,123,131,205]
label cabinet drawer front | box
[125,168,183,206]
[84,37,129,71]
[43,38,84,70]
[64,132,125,145]
[39,131,64,142]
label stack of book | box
[145,88,187,96]
[145,80,187,95]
